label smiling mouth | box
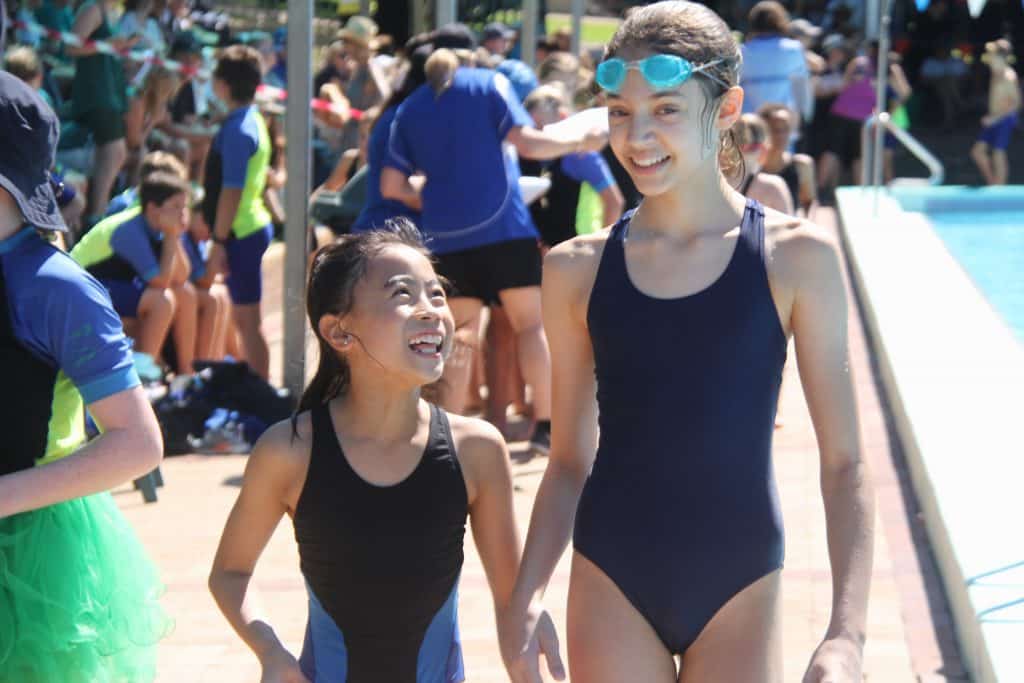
[408,333,444,356]
[631,154,670,170]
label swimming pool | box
[837,186,1024,683]
[888,187,1024,344]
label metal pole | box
[871,0,891,191]
[282,0,312,397]
[570,0,584,56]
[436,0,456,27]
[359,0,371,15]
[522,0,539,68]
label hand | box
[207,242,229,277]
[981,115,995,127]
[259,646,309,683]
[498,600,566,683]
[802,636,863,683]
[577,126,608,154]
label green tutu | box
[0,492,173,682]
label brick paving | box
[114,210,964,681]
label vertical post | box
[359,0,371,16]
[865,0,880,39]
[283,0,312,396]
[871,0,891,190]
[570,0,584,56]
[412,0,429,36]
[436,0,457,27]
[522,0,539,68]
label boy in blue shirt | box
[202,44,274,380]
[71,172,192,372]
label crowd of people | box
[0,0,1018,681]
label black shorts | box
[826,113,864,166]
[434,238,542,305]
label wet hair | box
[604,1,743,175]
[213,45,263,103]
[140,172,191,210]
[425,48,459,95]
[140,150,188,181]
[4,46,42,83]
[292,219,433,433]
[748,1,791,36]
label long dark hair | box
[605,1,744,177]
[291,218,431,436]
[381,43,432,112]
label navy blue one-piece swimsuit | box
[574,198,788,655]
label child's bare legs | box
[485,304,518,434]
[992,149,1009,185]
[971,142,996,184]
[818,151,840,193]
[436,298,483,415]
[88,139,127,219]
[170,282,198,374]
[197,284,232,360]
[135,287,176,358]
[233,303,269,379]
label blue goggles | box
[595,54,729,94]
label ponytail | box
[425,48,458,95]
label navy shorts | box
[101,277,147,318]
[226,225,272,305]
[978,113,1018,151]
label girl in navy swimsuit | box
[209,220,522,682]
[498,3,875,682]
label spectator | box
[163,30,218,182]
[381,47,606,454]
[34,0,74,34]
[67,0,139,225]
[70,172,191,369]
[758,102,817,213]
[535,36,557,65]
[521,84,624,246]
[481,21,515,57]
[807,32,850,161]
[731,113,795,215]
[202,44,274,380]
[124,65,183,184]
[118,0,165,54]
[740,1,812,122]
[971,39,1021,185]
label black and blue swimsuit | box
[293,402,468,682]
[575,198,788,654]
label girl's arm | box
[66,3,102,57]
[498,238,603,683]
[453,416,520,610]
[794,154,817,211]
[775,226,875,682]
[209,419,308,678]
[317,149,360,194]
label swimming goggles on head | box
[595,54,729,94]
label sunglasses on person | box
[595,54,729,94]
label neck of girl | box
[334,374,424,444]
[635,165,746,239]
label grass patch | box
[545,15,618,46]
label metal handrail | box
[860,112,945,187]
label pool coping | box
[836,187,1024,683]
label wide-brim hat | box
[0,72,65,231]
[338,15,379,49]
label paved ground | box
[114,208,965,681]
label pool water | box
[928,210,1024,343]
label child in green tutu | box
[0,72,171,682]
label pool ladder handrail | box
[861,112,945,187]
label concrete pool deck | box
[113,211,967,681]
[837,187,1024,683]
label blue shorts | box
[978,114,1018,151]
[225,225,272,305]
[101,277,147,318]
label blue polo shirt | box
[352,105,420,233]
[70,208,162,283]
[740,36,808,113]
[0,228,139,469]
[384,68,538,254]
[559,152,615,190]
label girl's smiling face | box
[605,49,741,198]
